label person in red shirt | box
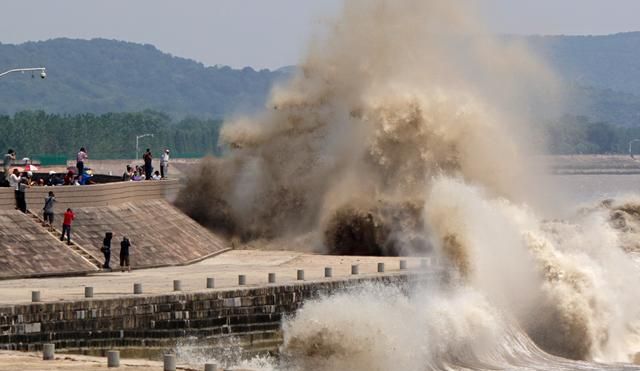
[60,208,75,245]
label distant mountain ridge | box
[0,38,290,118]
[527,32,640,96]
[1,35,640,125]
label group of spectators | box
[3,146,172,189]
[1,146,170,274]
[122,148,170,181]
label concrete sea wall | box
[0,273,431,357]
[0,180,181,211]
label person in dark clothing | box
[17,178,29,213]
[102,232,113,270]
[120,236,131,272]
[143,148,153,180]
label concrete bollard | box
[351,264,359,275]
[377,262,385,273]
[324,267,332,278]
[107,350,120,367]
[84,286,94,298]
[238,275,246,286]
[204,364,217,371]
[173,280,182,291]
[400,260,407,270]
[164,353,176,371]
[42,343,55,360]
[133,283,143,295]
[297,269,305,281]
[268,273,276,284]
[31,291,41,302]
[206,277,215,289]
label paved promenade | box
[0,250,423,306]
[0,350,165,370]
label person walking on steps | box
[101,232,113,270]
[120,236,131,272]
[60,208,75,245]
[42,191,56,231]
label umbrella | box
[25,164,38,172]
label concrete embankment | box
[0,181,228,279]
[0,271,434,359]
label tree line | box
[0,110,222,161]
[545,115,640,155]
[1,110,638,161]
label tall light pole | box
[136,134,154,160]
[0,67,46,80]
[629,139,640,159]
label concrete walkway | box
[0,350,165,370]
[0,250,424,306]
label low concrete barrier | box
[0,272,437,356]
[0,180,180,211]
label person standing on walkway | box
[60,208,75,245]
[42,191,56,231]
[76,147,88,176]
[17,178,29,213]
[143,148,153,180]
[160,149,170,179]
[102,232,113,270]
[3,149,15,185]
[120,236,131,272]
[9,169,21,209]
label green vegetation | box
[3,35,640,155]
[546,116,640,154]
[0,110,222,161]
[2,109,639,159]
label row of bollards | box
[30,259,429,302]
[42,345,218,369]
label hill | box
[1,34,640,127]
[0,38,290,118]
[525,32,640,127]
[528,32,640,97]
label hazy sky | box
[1,0,639,69]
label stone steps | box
[0,209,98,279]
[26,210,104,270]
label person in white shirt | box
[9,169,21,209]
[160,149,170,178]
[76,147,88,175]
[151,170,162,180]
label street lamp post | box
[0,67,46,80]
[629,139,640,159]
[136,134,154,160]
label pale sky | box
[1,0,639,70]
